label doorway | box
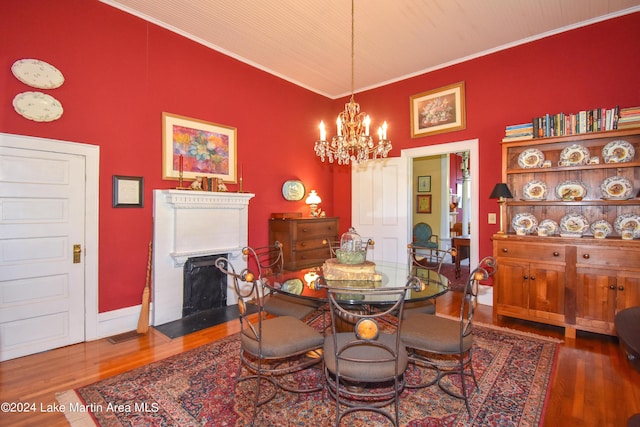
[411,151,470,253]
[403,139,479,271]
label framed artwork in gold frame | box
[416,194,432,214]
[410,81,466,138]
[162,112,237,182]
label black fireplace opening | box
[182,254,227,317]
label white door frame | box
[402,139,479,270]
[0,133,99,340]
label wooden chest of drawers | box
[269,217,339,270]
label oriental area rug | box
[57,320,559,427]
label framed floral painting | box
[410,81,466,138]
[162,112,237,182]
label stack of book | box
[617,106,640,129]
[502,123,533,142]
[530,107,620,138]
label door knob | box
[73,244,82,263]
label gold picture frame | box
[417,194,432,213]
[410,81,466,138]
[162,112,237,182]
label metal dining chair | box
[401,256,497,417]
[243,242,321,320]
[403,245,457,318]
[313,275,425,426]
[215,257,324,425]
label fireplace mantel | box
[152,190,255,325]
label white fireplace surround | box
[152,190,255,325]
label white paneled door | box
[351,157,409,266]
[0,145,86,361]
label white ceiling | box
[101,0,640,99]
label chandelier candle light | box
[314,0,391,165]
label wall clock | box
[282,180,305,201]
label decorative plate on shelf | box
[538,219,559,235]
[559,213,589,237]
[559,144,590,166]
[281,180,305,201]
[602,140,635,164]
[280,278,303,295]
[11,58,64,89]
[590,220,613,238]
[12,91,63,122]
[555,180,588,200]
[512,212,538,234]
[614,214,640,238]
[600,176,633,199]
[522,180,548,200]
[518,148,545,169]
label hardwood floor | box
[1,292,639,427]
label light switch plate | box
[488,213,497,224]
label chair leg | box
[437,355,477,418]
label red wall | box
[1,1,639,312]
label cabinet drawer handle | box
[582,254,590,259]
[619,286,625,291]
[502,248,508,253]
[523,275,528,280]
[530,276,535,280]
[553,252,559,257]
[609,285,616,290]
[300,242,306,247]
[302,228,308,232]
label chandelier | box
[314,0,391,165]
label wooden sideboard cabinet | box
[269,216,339,270]
[493,239,568,328]
[494,128,640,337]
[494,236,640,337]
[575,243,640,335]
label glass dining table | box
[261,261,450,308]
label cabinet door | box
[495,259,528,311]
[576,267,617,333]
[528,263,565,322]
[616,272,640,312]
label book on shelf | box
[503,122,533,141]
[502,134,533,142]
[527,105,620,138]
[617,105,640,129]
[503,105,640,141]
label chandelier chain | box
[351,0,355,96]
[313,0,391,165]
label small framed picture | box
[416,194,432,213]
[112,175,144,208]
[418,176,431,192]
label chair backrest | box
[407,244,457,278]
[460,256,497,340]
[242,241,284,278]
[215,257,263,339]
[314,275,423,377]
[413,222,433,242]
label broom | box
[137,240,152,334]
